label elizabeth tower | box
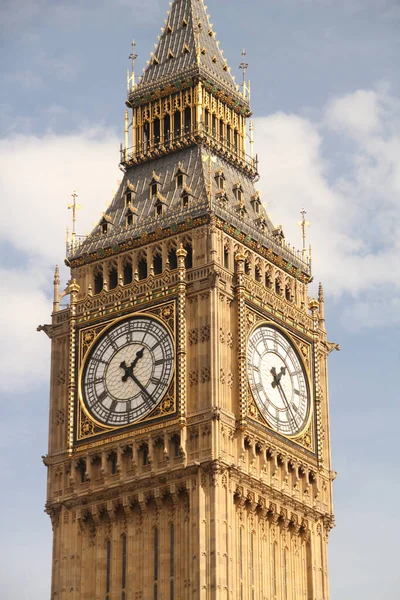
[42,1,336,598]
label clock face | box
[81,316,174,427]
[247,325,310,436]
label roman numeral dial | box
[81,316,174,427]
[247,325,310,437]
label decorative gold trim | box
[245,315,315,449]
[75,302,177,443]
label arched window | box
[123,261,133,285]
[224,247,230,270]
[164,114,171,145]
[184,106,191,133]
[170,434,181,458]
[108,452,117,475]
[76,459,86,484]
[138,256,147,280]
[255,265,262,282]
[183,242,193,269]
[168,247,178,270]
[174,111,181,139]
[219,119,224,142]
[139,443,149,466]
[153,118,160,147]
[153,252,162,275]
[109,266,118,290]
[182,192,189,208]
[94,270,103,295]
[143,122,149,152]
[205,109,210,132]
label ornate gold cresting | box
[67,279,80,456]
[176,244,187,422]
[235,253,247,429]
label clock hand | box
[276,380,298,426]
[131,347,144,369]
[120,348,145,382]
[131,373,155,407]
[270,366,286,388]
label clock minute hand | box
[276,380,298,425]
[131,374,155,408]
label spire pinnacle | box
[67,191,81,252]
[297,208,311,257]
[127,40,138,92]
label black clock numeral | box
[98,390,108,403]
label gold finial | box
[127,40,138,91]
[67,190,81,252]
[239,49,250,100]
[297,208,311,257]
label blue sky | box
[1,0,399,598]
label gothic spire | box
[132,0,245,105]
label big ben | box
[41,0,336,598]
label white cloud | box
[326,89,382,136]
[0,264,51,393]
[0,127,120,392]
[255,87,400,328]
[0,127,120,262]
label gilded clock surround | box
[77,307,177,440]
[245,309,315,453]
[41,2,336,598]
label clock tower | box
[42,0,336,598]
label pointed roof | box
[131,0,246,106]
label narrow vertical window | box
[239,528,243,600]
[272,542,277,598]
[170,523,175,599]
[283,548,288,600]
[154,527,159,600]
[251,533,255,600]
[106,539,111,600]
[121,534,127,600]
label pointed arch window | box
[94,269,104,295]
[138,254,148,280]
[100,214,112,235]
[175,162,187,188]
[125,201,137,227]
[182,193,189,208]
[168,246,178,270]
[183,241,193,269]
[215,170,225,190]
[125,183,136,206]
[154,200,164,217]
[251,192,262,214]
[123,259,133,285]
[224,246,230,270]
[233,183,244,203]
[153,249,162,275]
[108,264,118,290]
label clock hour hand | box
[120,348,144,382]
[131,347,144,369]
[270,366,286,388]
